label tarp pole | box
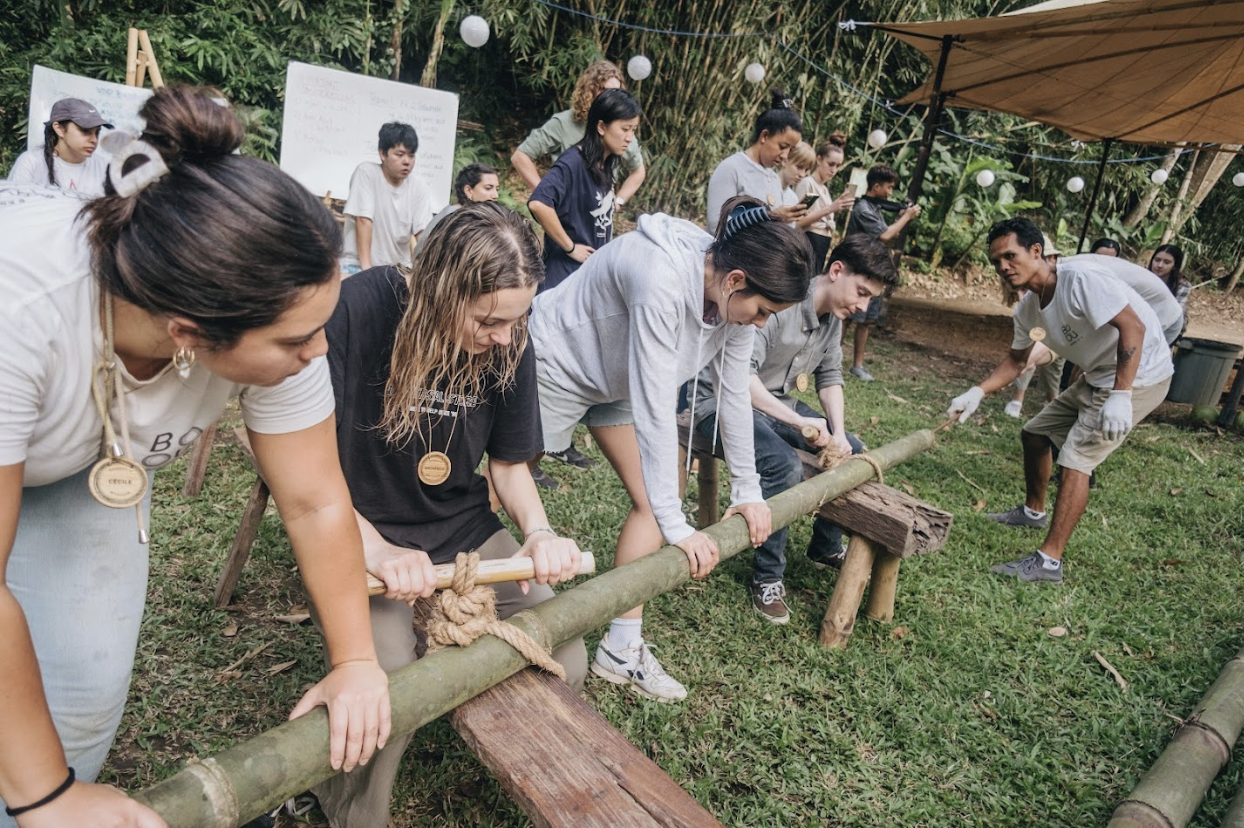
[905,35,955,208]
[1077,137,1114,253]
[133,431,939,828]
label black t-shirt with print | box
[529,145,614,292]
[326,267,543,563]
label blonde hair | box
[381,203,544,447]
[788,141,816,170]
[570,61,626,123]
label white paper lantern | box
[975,169,996,187]
[1066,176,1085,193]
[745,62,766,84]
[459,15,490,48]
[867,129,888,150]
[627,55,652,81]
[1150,168,1169,185]
[1234,172,1244,187]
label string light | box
[460,15,490,48]
[627,54,652,80]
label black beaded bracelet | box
[4,767,76,817]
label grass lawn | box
[103,331,1244,827]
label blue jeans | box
[696,402,864,583]
[0,468,154,825]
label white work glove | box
[1099,390,1133,440]
[948,386,985,423]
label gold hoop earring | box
[172,346,196,380]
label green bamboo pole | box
[134,430,936,827]
[1222,777,1244,828]
[1108,647,1244,828]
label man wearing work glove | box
[946,218,1173,583]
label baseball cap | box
[1042,233,1061,257]
[45,98,114,130]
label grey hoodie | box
[529,213,763,544]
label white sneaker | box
[591,634,688,702]
[1004,400,1024,418]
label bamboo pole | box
[1223,779,1244,828]
[863,549,901,623]
[134,430,936,827]
[1107,647,1244,828]
[125,28,139,87]
[137,30,164,88]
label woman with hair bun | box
[705,89,806,232]
[794,133,856,271]
[7,97,112,196]
[0,87,389,828]
[528,195,815,701]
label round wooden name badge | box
[88,457,149,508]
[795,373,810,392]
[1029,326,1047,342]
[418,451,453,486]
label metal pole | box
[1077,137,1114,253]
[134,431,938,828]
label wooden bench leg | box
[181,421,219,498]
[696,456,719,528]
[213,477,270,608]
[819,536,876,649]
[864,550,901,623]
[677,445,689,500]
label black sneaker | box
[530,465,560,490]
[239,816,275,828]
[807,539,847,571]
[545,445,595,469]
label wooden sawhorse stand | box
[453,668,724,827]
[816,481,952,649]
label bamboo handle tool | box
[801,424,820,443]
[934,415,958,434]
[366,552,596,596]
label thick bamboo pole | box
[863,550,901,623]
[1221,774,1244,827]
[1108,647,1244,828]
[135,430,936,827]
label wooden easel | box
[125,28,164,89]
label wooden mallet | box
[366,552,596,596]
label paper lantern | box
[1234,172,1244,187]
[975,169,996,187]
[459,15,490,48]
[1150,168,1169,185]
[1066,176,1085,193]
[867,129,888,150]
[627,55,652,81]
[745,63,766,84]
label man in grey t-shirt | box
[692,235,899,624]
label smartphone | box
[800,193,819,210]
[844,183,858,199]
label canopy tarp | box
[882,0,1244,145]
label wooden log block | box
[696,458,720,528]
[452,669,725,828]
[819,535,876,649]
[864,550,901,623]
[817,481,952,558]
[214,476,270,608]
[180,421,219,498]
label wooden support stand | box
[181,421,219,498]
[452,669,725,828]
[213,428,271,608]
[816,481,952,650]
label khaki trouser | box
[313,529,588,828]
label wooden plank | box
[452,669,725,828]
[816,481,952,558]
[181,421,219,498]
[696,459,719,528]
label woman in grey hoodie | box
[528,196,815,701]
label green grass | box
[102,332,1244,827]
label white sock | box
[609,617,643,650]
[1037,550,1061,569]
[1023,505,1047,520]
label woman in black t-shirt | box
[528,88,641,292]
[317,202,588,827]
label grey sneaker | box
[807,538,847,571]
[751,580,790,624]
[989,552,1063,583]
[591,634,688,702]
[546,444,595,469]
[849,365,875,382]
[986,504,1048,529]
[529,465,560,490]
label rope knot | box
[425,551,565,680]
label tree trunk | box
[1225,256,1244,293]
[1123,146,1181,229]
[1166,145,1242,242]
[390,0,404,81]
[420,0,455,88]
[134,431,938,828]
[1160,149,1200,246]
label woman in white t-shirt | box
[0,88,388,828]
[6,97,112,196]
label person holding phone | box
[794,135,855,272]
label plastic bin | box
[1167,338,1243,406]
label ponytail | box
[42,122,60,186]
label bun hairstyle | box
[84,86,341,349]
[749,88,803,145]
[710,196,814,305]
[816,131,848,158]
